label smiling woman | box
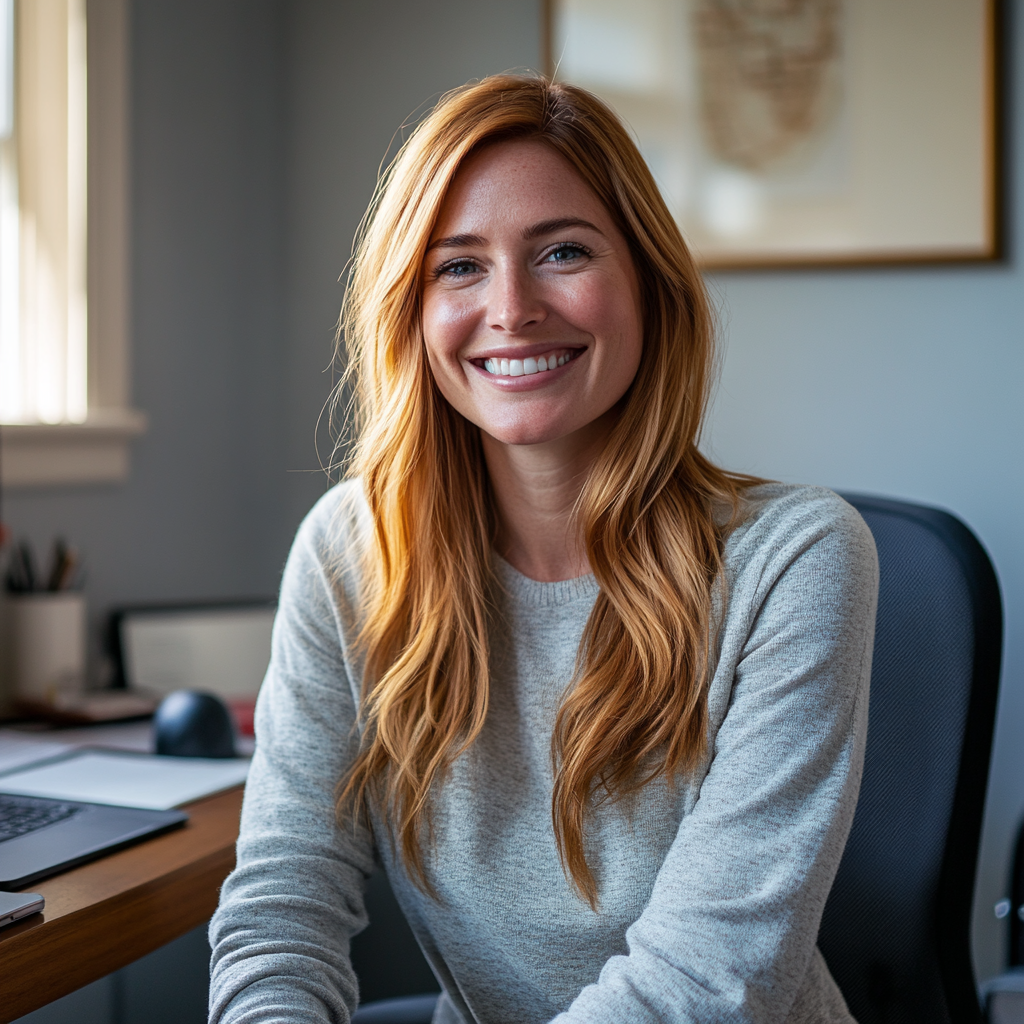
[208,75,879,1024]
[422,142,643,449]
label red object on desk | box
[226,697,257,737]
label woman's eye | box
[546,243,590,264]
[438,259,480,278]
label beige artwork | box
[693,0,842,172]
[552,0,994,264]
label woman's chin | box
[478,414,611,453]
[479,421,568,449]
[483,429,561,449]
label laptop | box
[0,791,187,888]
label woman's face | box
[421,139,643,450]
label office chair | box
[819,494,1002,1024]
[352,494,1004,1024]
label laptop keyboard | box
[0,794,82,843]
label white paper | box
[0,731,74,775]
[0,750,250,809]
[0,721,254,774]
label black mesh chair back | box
[819,494,1003,1024]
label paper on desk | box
[0,750,250,809]
[0,730,74,775]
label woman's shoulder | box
[283,479,373,599]
[733,480,867,529]
[723,481,878,585]
[294,478,371,553]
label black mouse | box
[154,690,236,758]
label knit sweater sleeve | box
[551,492,879,1024]
[208,485,374,1024]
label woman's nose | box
[488,266,546,333]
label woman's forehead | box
[431,139,611,240]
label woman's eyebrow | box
[427,218,604,252]
[427,233,485,252]
[523,217,602,239]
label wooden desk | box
[0,786,242,1023]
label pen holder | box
[4,592,87,705]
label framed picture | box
[545,0,999,268]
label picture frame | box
[544,0,1000,269]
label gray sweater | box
[209,481,878,1024]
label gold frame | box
[542,0,1002,270]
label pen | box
[47,538,79,592]
[56,547,79,592]
[7,541,37,594]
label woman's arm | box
[554,494,879,1024]
[209,490,375,1024]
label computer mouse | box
[153,690,236,758]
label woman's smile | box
[478,347,581,378]
[463,346,585,393]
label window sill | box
[0,409,148,488]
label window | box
[0,0,145,487]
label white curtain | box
[0,0,87,425]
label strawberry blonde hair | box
[338,74,755,906]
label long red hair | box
[337,74,756,906]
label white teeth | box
[481,350,576,377]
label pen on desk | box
[47,537,79,592]
[4,540,37,593]
[2,546,18,591]
[46,537,66,591]
[58,550,79,591]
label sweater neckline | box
[490,552,599,608]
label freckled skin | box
[421,140,644,451]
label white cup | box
[5,592,87,703]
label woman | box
[209,75,878,1024]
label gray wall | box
[4,0,1022,1011]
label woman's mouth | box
[479,348,581,378]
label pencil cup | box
[5,592,87,704]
